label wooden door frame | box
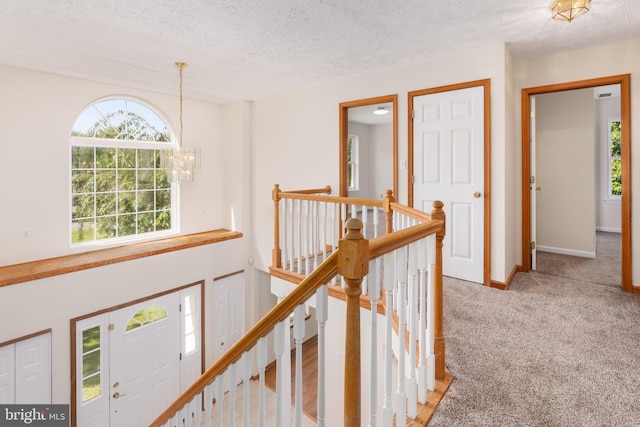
[339,94,398,198]
[408,79,492,287]
[521,74,632,292]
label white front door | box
[109,293,180,427]
[413,86,485,283]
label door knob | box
[536,186,542,191]
[473,191,481,198]
[112,392,126,399]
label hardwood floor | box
[264,335,318,421]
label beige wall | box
[535,89,596,256]
[515,38,640,283]
[0,66,251,404]
[251,43,511,282]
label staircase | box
[149,185,451,427]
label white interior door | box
[212,273,245,392]
[530,96,538,270]
[109,293,180,427]
[413,86,484,283]
[0,344,16,404]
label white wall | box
[0,65,227,265]
[535,89,596,256]
[595,97,622,232]
[514,37,640,283]
[251,43,509,281]
[0,66,252,405]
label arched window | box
[125,305,168,332]
[70,98,175,244]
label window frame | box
[69,97,178,247]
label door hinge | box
[530,111,535,118]
[179,303,182,312]
[412,175,415,184]
[179,352,182,361]
[411,109,414,120]
[530,241,536,250]
[109,323,114,331]
[530,176,535,184]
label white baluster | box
[313,200,319,271]
[204,382,213,427]
[407,243,418,419]
[417,237,428,403]
[242,352,251,427]
[397,246,407,427]
[274,317,285,427]
[373,206,379,238]
[296,199,302,274]
[351,203,357,218]
[257,337,267,427]
[282,197,288,268]
[427,234,436,391]
[362,205,369,295]
[229,362,237,427]
[368,258,380,427]
[304,200,313,274]
[316,284,328,427]
[183,401,192,427]
[294,305,306,426]
[322,201,328,263]
[382,252,394,427]
[290,199,296,272]
[215,374,225,427]
[195,393,202,427]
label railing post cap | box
[344,217,363,239]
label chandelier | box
[163,62,201,182]
[550,0,591,23]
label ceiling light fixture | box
[550,0,591,23]
[162,61,201,182]
[373,107,389,115]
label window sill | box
[0,229,242,288]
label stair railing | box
[149,186,446,427]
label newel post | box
[431,201,446,379]
[382,189,395,234]
[338,218,369,427]
[272,184,282,268]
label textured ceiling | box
[0,1,638,103]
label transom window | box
[70,99,175,245]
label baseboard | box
[596,226,622,233]
[488,265,521,291]
[537,245,595,259]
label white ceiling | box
[0,1,638,103]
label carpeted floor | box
[429,232,640,426]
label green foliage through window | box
[71,99,174,244]
[609,120,621,196]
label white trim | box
[536,245,595,259]
[596,226,622,233]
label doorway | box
[72,283,204,426]
[408,80,491,286]
[521,74,632,291]
[339,95,397,199]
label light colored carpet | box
[429,233,640,426]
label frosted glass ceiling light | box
[163,62,201,182]
[550,0,591,23]
[373,107,389,115]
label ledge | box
[0,229,243,288]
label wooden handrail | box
[149,251,340,427]
[152,189,446,426]
[280,185,332,195]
